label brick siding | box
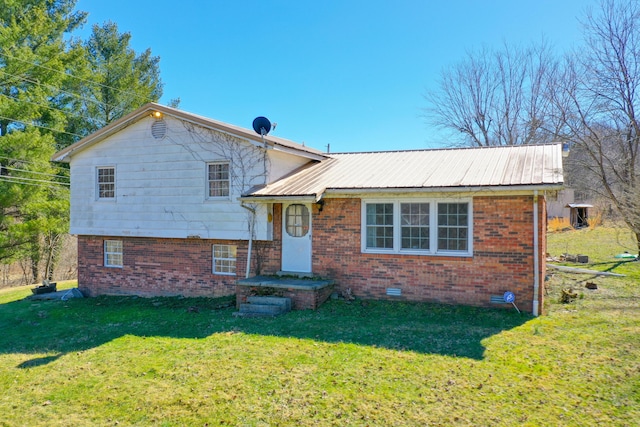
[78,195,546,314]
[308,196,546,313]
[78,236,246,298]
[236,282,334,310]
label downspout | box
[532,190,540,316]
[241,203,256,279]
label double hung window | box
[362,199,471,256]
[401,202,430,250]
[437,203,469,252]
[97,167,115,199]
[104,240,123,267]
[365,203,394,249]
[207,162,230,198]
[213,244,237,275]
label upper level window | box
[208,162,230,198]
[97,167,115,199]
[362,199,472,256]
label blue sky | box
[76,0,594,153]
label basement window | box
[213,244,237,275]
[104,240,123,267]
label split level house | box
[53,103,564,315]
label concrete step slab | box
[246,296,291,311]
[239,303,285,315]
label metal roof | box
[244,144,564,200]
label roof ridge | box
[331,142,562,155]
[52,102,327,162]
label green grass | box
[0,228,638,426]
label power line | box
[0,175,69,187]
[0,49,155,105]
[0,155,70,173]
[0,114,84,138]
[0,92,107,127]
[2,165,69,181]
[0,68,114,111]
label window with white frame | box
[104,240,123,267]
[207,162,230,198]
[437,203,469,251]
[401,202,430,250]
[213,244,237,275]
[362,199,472,256]
[97,166,115,199]
[365,203,394,249]
[285,204,310,237]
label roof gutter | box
[238,195,321,204]
[239,184,564,204]
[323,184,564,195]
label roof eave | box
[51,104,159,162]
[239,183,565,203]
[238,195,320,204]
[324,183,565,195]
[51,102,328,162]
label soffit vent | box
[151,119,167,139]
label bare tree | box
[425,42,563,146]
[551,0,640,252]
[172,121,271,274]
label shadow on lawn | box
[588,258,637,272]
[0,295,530,366]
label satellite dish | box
[252,116,271,136]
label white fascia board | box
[323,184,564,198]
[238,195,319,204]
[269,144,327,161]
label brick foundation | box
[308,196,546,314]
[78,236,246,298]
[235,281,334,310]
[77,195,546,314]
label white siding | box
[267,149,313,183]
[547,188,573,219]
[69,116,277,240]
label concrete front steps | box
[236,275,335,310]
[233,296,292,318]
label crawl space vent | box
[151,119,167,139]
[386,288,402,296]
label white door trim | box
[281,203,312,273]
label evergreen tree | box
[70,21,163,136]
[1,3,164,283]
[0,0,86,138]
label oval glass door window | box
[285,204,310,237]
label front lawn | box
[0,227,638,426]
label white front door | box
[281,203,312,273]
